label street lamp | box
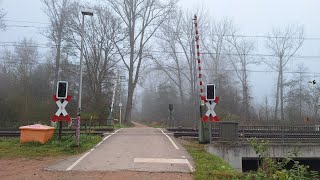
[119,76,125,127]
[81,10,93,16]
[76,9,93,146]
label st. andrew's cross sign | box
[202,96,219,122]
[51,81,71,122]
[201,84,219,122]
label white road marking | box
[134,158,194,172]
[158,128,179,150]
[182,156,186,158]
[95,141,103,147]
[66,149,94,171]
[185,158,195,172]
[66,128,122,171]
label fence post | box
[209,122,212,144]
[85,119,87,134]
[281,127,284,144]
[242,126,245,143]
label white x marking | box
[205,101,216,117]
[55,100,69,116]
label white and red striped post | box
[194,15,205,106]
[194,14,211,143]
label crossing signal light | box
[169,104,173,111]
[206,84,215,101]
[56,81,68,99]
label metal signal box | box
[206,84,215,101]
[56,81,68,99]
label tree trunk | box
[274,72,280,120]
[123,6,136,123]
[124,82,134,123]
[299,82,302,120]
[280,58,284,121]
[177,71,184,104]
[314,99,319,120]
[265,97,269,121]
[55,39,62,85]
[243,59,249,120]
[243,83,249,120]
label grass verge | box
[181,139,242,180]
[0,135,102,159]
[114,121,135,129]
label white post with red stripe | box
[194,14,220,144]
[194,14,208,143]
[194,15,220,122]
[194,15,205,106]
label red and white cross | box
[52,95,72,122]
[202,96,220,122]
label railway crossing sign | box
[52,81,71,122]
[52,95,72,122]
[202,96,220,122]
[169,104,173,111]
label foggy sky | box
[1,0,320,104]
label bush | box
[246,138,319,180]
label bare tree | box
[42,0,77,85]
[82,6,123,118]
[66,4,124,119]
[152,15,186,125]
[285,64,311,122]
[202,18,235,87]
[153,9,210,126]
[107,0,177,123]
[202,18,243,119]
[227,36,256,120]
[154,10,186,104]
[258,96,271,121]
[308,81,320,122]
[0,8,6,30]
[265,25,304,121]
[2,39,39,120]
[178,10,206,126]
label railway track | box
[166,128,320,142]
[0,128,114,137]
[3,127,319,142]
[167,128,198,138]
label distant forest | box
[0,0,318,128]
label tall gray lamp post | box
[119,76,125,127]
[76,10,93,146]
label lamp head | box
[81,9,93,16]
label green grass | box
[182,140,242,180]
[0,135,102,159]
[113,121,134,129]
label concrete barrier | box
[206,143,320,172]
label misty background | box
[0,0,319,128]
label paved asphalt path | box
[48,122,194,173]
